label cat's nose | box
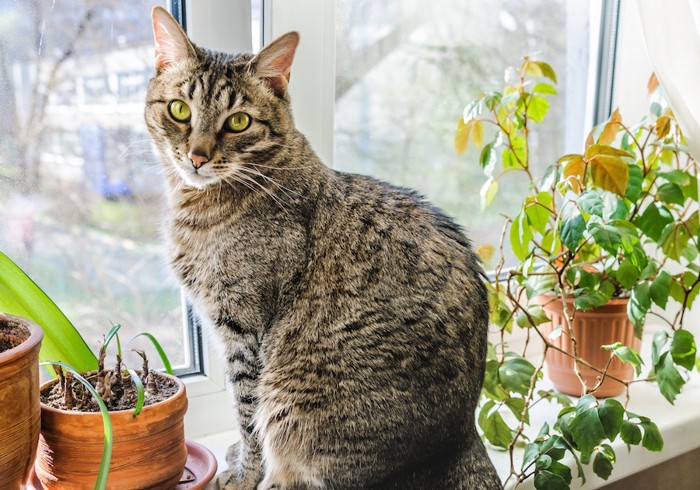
[188,149,210,169]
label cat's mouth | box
[177,162,218,189]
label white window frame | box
[179,0,630,439]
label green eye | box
[168,100,191,122]
[225,112,251,133]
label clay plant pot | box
[35,372,188,489]
[0,313,43,490]
[539,296,640,398]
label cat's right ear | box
[151,6,196,72]
[252,31,300,96]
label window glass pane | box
[335,0,595,265]
[0,0,189,370]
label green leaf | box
[526,274,558,299]
[601,192,628,220]
[126,368,146,417]
[525,192,554,235]
[574,292,609,311]
[480,177,499,211]
[516,305,551,328]
[483,91,502,111]
[510,210,533,261]
[499,357,536,395]
[538,389,573,408]
[625,164,643,201]
[593,451,614,480]
[597,399,625,440]
[670,330,696,371]
[527,95,550,123]
[481,410,513,449]
[0,252,98,373]
[657,182,686,205]
[560,204,586,251]
[548,461,573,484]
[627,282,651,333]
[650,271,672,309]
[480,142,496,174]
[616,259,640,290]
[577,191,604,218]
[585,216,615,252]
[635,203,674,242]
[652,330,669,367]
[602,342,644,376]
[640,420,664,451]
[620,420,642,445]
[569,395,606,455]
[534,471,569,490]
[504,397,528,424]
[533,82,557,95]
[655,352,684,404]
[125,332,174,375]
[659,221,691,261]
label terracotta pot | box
[0,313,43,490]
[35,372,188,489]
[539,296,640,398]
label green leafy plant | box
[0,251,174,490]
[456,59,698,488]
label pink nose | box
[188,150,209,169]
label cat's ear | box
[252,32,300,96]
[151,6,196,72]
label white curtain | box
[637,0,700,161]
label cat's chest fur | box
[166,196,308,335]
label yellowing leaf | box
[584,144,634,160]
[481,177,499,211]
[656,115,671,138]
[523,60,543,78]
[648,72,660,94]
[598,110,622,146]
[560,154,586,182]
[471,120,484,149]
[534,61,557,83]
[476,244,495,264]
[455,117,473,155]
[590,155,630,196]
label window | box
[0,0,197,374]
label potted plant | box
[455,59,698,488]
[0,312,43,490]
[0,252,217,489]
[35,325,189,490]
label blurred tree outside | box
[0,0,185,369]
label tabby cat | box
[145,6,500,490]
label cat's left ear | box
[252,32,300,96]
[151,6,196,72]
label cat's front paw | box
[217,468,259,490]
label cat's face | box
[145,7,299,190]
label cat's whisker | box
[237,166,303,200]
[231,171,291,214]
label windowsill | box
[192,359,700,488]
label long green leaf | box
[0,252,97,372]
[125,333,174,375]
[41,361,112,490]
[126,368,146,417]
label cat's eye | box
[225,112,251,133]
[168,100,191,123]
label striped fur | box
[145,7,500,490]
